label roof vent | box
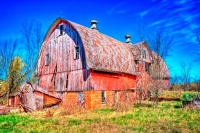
[125,34,131,43]
[90,20,98,30]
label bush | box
[182,93,197,101]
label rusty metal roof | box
[69,20,136,75]
[152,52,170,78]
[42,18,169,76]
[43,18,136,75]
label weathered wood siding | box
[38,21,90,92]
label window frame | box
[142,49,147,59]
[74,46,80,59]
[102,91,106,104]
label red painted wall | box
[90,71,136,91]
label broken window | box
[60,24,64,35]
[74,46,79,59]
[102,91,106,104]
[78,92,84,106]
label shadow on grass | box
[134,103,152,108]
[174,105,182,109]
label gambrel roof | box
[42,18,169,77]
[43,18,136,75]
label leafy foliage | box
[6,56,27,95]
[182,93,197,101]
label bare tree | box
[148,27,173,104]
[132,25,173,105]
[0,39,18,79]
[21,19,43,82]
[179,62,193,91]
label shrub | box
[182,93,197,101]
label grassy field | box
[0,101,200,133]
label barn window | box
[142,49,147,59]
[78,92,84,106]
[145,62,150,74]
[114,91,118,103]
[60,24,64,35]
[66,74,69,88]
[74,46,79,59]
[45,53,50,66]
[102,91,106,104]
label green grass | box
[1,101,200,132]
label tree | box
[21,19,44,82]
[0,39,18,79]
[148,27,173,104]
[179,62,193,91]
[5,56,27,105]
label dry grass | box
[1,100,200,133]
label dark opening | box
[143,49,146,59]
[60,25,63,35]
[66,74,68,88]
[45,53,50,66]
[74,46,79,59]
[145,62,150,73]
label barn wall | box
[34,91,43,110]
[38,21,90,92]
[90,71,136,91]
[61,90,137,110]
[62,92,78,108]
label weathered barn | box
[14,18,170,110]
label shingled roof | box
[43,18,136,75]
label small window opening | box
[74,46,79,59]
[102,91,106,104]
[142,49,147,59]
[145,62,150,73]
[60,25,64,35]
[45,53,50,66]
[66,74,69,88]
[114,91,118,103]
[135,60,138,65]
[78,92,84,106]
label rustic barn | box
[13,18,170,110]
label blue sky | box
[0,0,200,80]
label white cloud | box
[107,2,127,15]
[139,9,152,18]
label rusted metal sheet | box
[70,21,136,75]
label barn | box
[14,18,170,110]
